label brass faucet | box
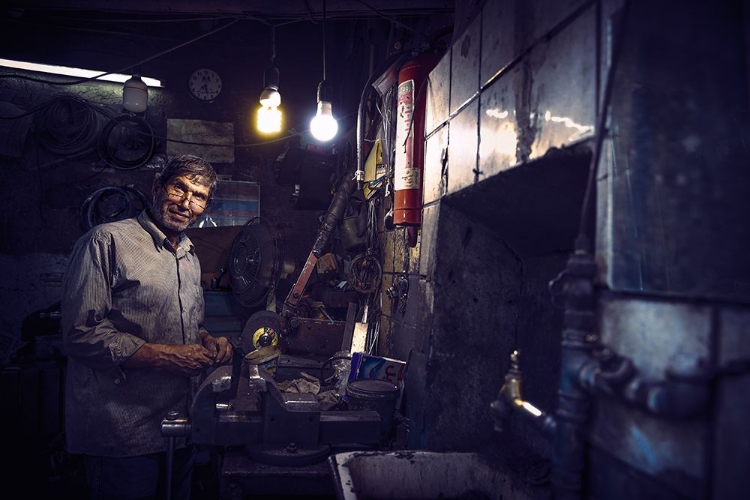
[490,350,556,437]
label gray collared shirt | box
[61,210,205,456]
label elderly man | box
[62,154,232,500]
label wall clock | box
[188,68,222,102]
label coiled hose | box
[33,94,105,159]
[80,185,151,231]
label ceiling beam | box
[4,0,455,19]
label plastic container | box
[346,379,400,445]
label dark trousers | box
[84,446,196,500]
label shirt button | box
[115,378,121,384]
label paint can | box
[346,379,400,445]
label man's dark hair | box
[159,154,218,201]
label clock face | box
[188,68,222,101]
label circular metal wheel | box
[240,310,281,356]
[348,253,382,294]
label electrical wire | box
[323,0,327,81]
[0,18,241,87]
[355,0,433,39]
[356,51,411,188]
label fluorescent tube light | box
[0,58,163,87]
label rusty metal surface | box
[284,317,346,356]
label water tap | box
[490,350,556,437]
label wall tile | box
[515,0,592,58]
[381,229,396,273]
[599,298,711,379]
[447,99,479,195]
[419,202,440,277]
[479,69,520,176]
[528,6,597,160]
[450,14,481,115]
[392,227,408,274]
[719,307,750,366]
[425,54,451,135]
[714,306,750,499]
[424,124,449,205]
[480,0,516,87]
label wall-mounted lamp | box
[309,0,337,142]
[122,74,148,113]
[257,65,282,134]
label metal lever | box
[161,410,191,500]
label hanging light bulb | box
[257,65,282,134]
[309,0,337,142]
[310,80,337,142]
[122,74,148,113]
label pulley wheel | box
[240,310,281,356]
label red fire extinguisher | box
[393,51,440,229]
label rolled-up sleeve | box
[62,229,146,373]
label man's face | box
[151,174,211,236]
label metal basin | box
[328,450,518,500]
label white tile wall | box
[480,0,516,87]
[479,68,521,176]
[527,5,597,160]
[425,54,451,136]
[450,14,481,115]
[423,125,449,205]
[446,99,479,195]
[599,298,711,379]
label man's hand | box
[200,332,233,365]
[124,342,215,376]
[161,344,216,375]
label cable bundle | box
[99,114,155,170]
[79,185,150,231]
[33,94,104,159]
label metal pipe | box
[578,347,711,420]
[549,244,598,500]
[311,170,357,257]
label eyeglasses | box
[162,183,208,210]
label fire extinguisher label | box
[394,79,420,191]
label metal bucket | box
[346,379,400,445]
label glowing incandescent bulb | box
[257,66,282,134]
[310,80,337,142]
